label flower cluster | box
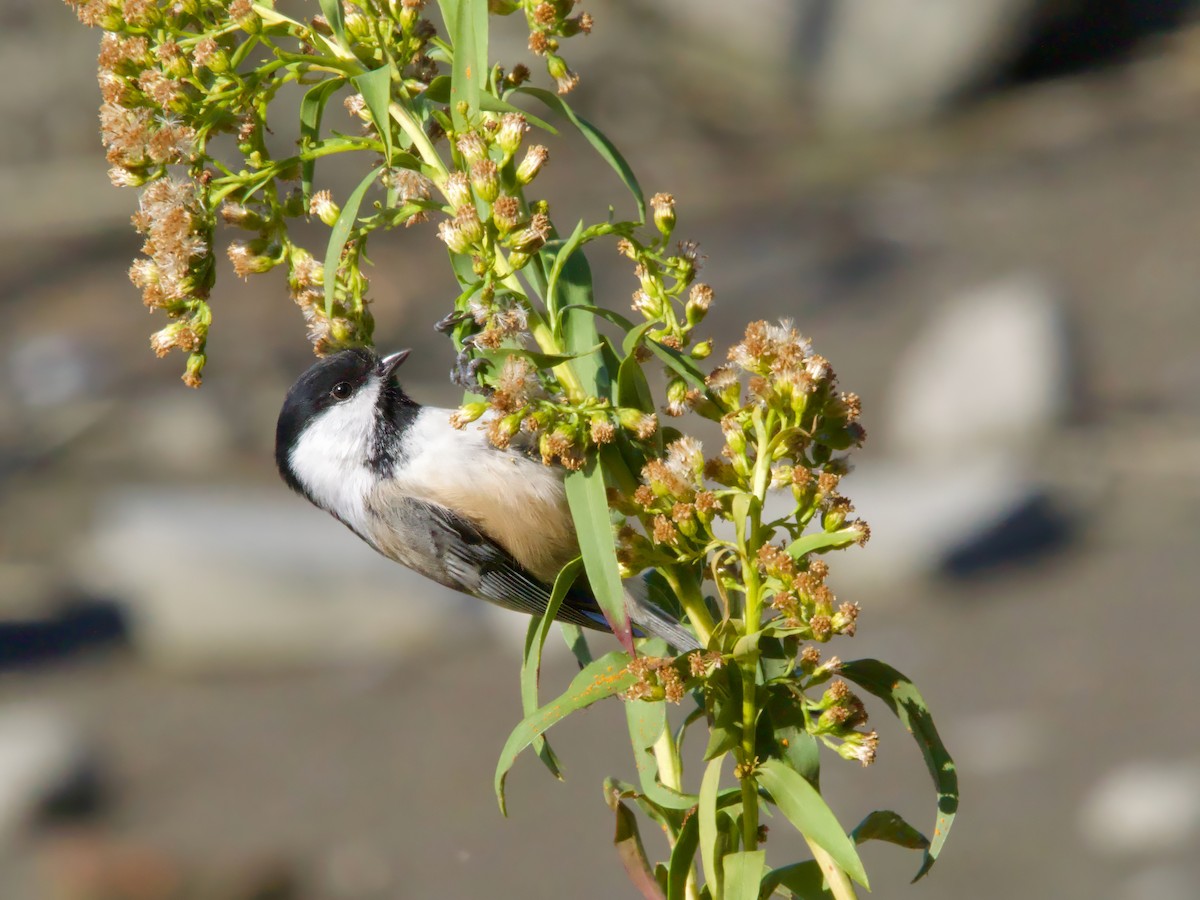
[435,114,552,272]
[66,0,452,375]
[509,0,594,94]
[623,655,688,704]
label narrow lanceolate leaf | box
[697,754,725,897]
[759,861,829,898]
[481,343,603,371]
[299,78,345,201]
[323,168,383,317]
[546,220,587,330]
[666,808,699,900]
[756,758,869,889]
[317,0,347,47]
[494,650,635,814]
[609,797,667,900]
[784,528,862,562]
[519,558,583,781]
[351,65,396,164]
[644,337,710,393]
[564,459,633,654]
[625,691,698,811]
[441,0,487,133]
[556,246,611,399]
[852,810,930,850]
[422,76,556,132]
[841,659,958,881]
[516,86,645,221]
[722,851,766,900]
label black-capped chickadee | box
[275,347,699,652]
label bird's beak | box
[378,349,412,382]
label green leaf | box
[698,755,725,897]
[703,669,741,761]
[323,167,383,318]
[351,65,396,165]
[756,758,869,889]
[560,622,592,667]
[851,810,930,850]
[480,343,603,371]
[721,851,765,900]
[760,861,829,898]
[545,220,587,329]
[621,320,656,359]
[625,692,699,811]
[516,86,645,221]
[609,796,667,900]
[645,337,710,393]
[666,807,699,900]
[299,78,345,201]
[441,0,487,133]
[840,659,958,881]
[617,353,655,413]
[564,458,632,654]
[766,686,821,788]
[784,529,862,561]
[317,0,347,47]
[494,650,635,814]
[556,248,612,399]
[519,558,583,781]
[566,304,637,333]
[421,75,557,132]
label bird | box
[275,346,700,652]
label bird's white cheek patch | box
[288,384,380,534]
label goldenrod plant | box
[67,1,958,896]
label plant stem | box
[661,567,715,646]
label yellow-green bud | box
[471,159,500,202]
[690,340,713,360]
[492,195,522,234]
[507,212,550,253]
[650,192,675,238]
[495,113,527,159]
[444,172,472,211]
[516,145,549,184]
[308,190,340,227]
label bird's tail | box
[624,578,703,654]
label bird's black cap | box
[275,347,417,494]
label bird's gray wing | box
[367,492,607,632]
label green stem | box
[662,567,715,647]
[388,101,448,183]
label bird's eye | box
[330,381,353,401]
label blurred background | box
[3,0,1200,897]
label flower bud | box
[227,239,280,277]
[449,402,489,428]
[690,340,712,360]
[495,113,527,159]
[491,195,522,234]
[650,192,675,238]
[665,377,690,416]
[182,351,206,388]
[516,145,549,184]
[470,159,499,202]
[221,202,267,230]
[686,283,713,325]
[546,54,578,94]
[444,172,472,211]
[507,212,550,253]
[456,132,488,165]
